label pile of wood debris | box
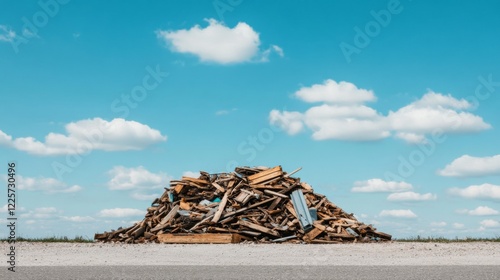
[95,166,391,244]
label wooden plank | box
[212,182,225,192]
[151,205,179,232]
[179,199,192,210]
[249,170,283,184]
[238,219,280,237]
[373,231,392,240]
[212,191,229,223]
[250,184,286,190]
[284,167,302,178]
[157,233,242,244]
[247,166,282,181]
[173,184,184,194]
[303,227,323,242]
[222,197,276,218]
[182,176,209,185]
[285,202,298,219]
[313,221,334,232]
[267,197,281,211]
[300,182,313,192]
[264,189,289,199]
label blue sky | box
[1,0,499,239]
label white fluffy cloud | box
[430,221,447,227]
[269,110,304,135]
[21,207,60,219]
[379,209,417,218]
[479,219,500,228]
[107,166,170,191]
[295,79,376,104]
[0,118,166,156]
[182,171,200,178]
[458,206,499,216]
[452,223,465,229]
[448,184,500,200]
[269,81,490,143]
[387,191,437,201]
[352,179,412,193]
[438,154,500,177]
[156,19,282,64]
[61,216,96,222]
[130,193,160,201]
[5,175,82,193]
[107,166,170,201]
[98,208,145,218]
[0,25,16,42]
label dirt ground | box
[2,241,499,266]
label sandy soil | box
[2,242,499,266]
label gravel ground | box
[1,241,499,266]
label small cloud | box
[0,25,16,42]
[182,171,200,178]
[1,175,82,194]
[479,219,500,228]
[107,166,171,191]
[73,32,80,39]
[61,216,95,222]
[260,44,285,62]
[352,179,412,193]
[394,132,427,144]
[438,154,500,177]
[157,19,281,64]
[465,206,499,216]
[448,184,500,200]
[272,45,284,57]
[130,192,160,201]
[452,223,465,229]
[387,191,437,201]
[98,208,145,218]
[21,207,60,219]
[215,108,237,116]
[379,209,417,219]
[430,221,447,227]
[23,28,39,38]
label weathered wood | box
[247,166,282,181]
[303,227,323,242]
[95,165,392,244]
[264,189,289,199]
[157,233,242,244]
[182,176,209,185]
[212,182,225,192]
[151,204,179,232]
[212,191,229,223]
[284,167,302,178]
[238,219,280,237]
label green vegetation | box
[395,235,500,243]
[1,236,94,243]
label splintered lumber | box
[95,165,391,244]
[211,191,229,223]
[238,219,280,237]
[247,166,283,184]
[157,233,242,244]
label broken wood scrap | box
[95,165,391,244]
